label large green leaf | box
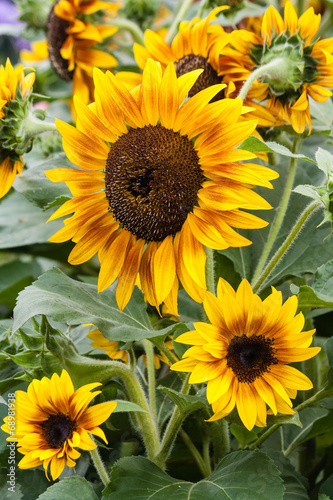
[37,477,99,500]
[291,260,333,309]
[103,451,284,499]
[0,191,63,248]
[264,450,309,500]
[282,407,329,456]
[13,268,186,342]
[14,153,72,209]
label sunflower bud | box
[16,0,53,32]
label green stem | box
[165,0,194,44]
[179,428,211,477]
[61,353,161,465]
[252,200,320,293]
[248,386,333,450]
[22,113,57,138]
[238,58,286,101]
[90,443,110,487]
[197,0,208,18]
[251,137,302,291]
[111,18,145,45]
[317,10,332,39]
[154,375,190,466]
[205,246,216,294]
[144,339,158,425]
[202,433,212,475]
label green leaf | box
[37,477,100,500]
[230,423,258,449]
[315,148,333,177]
[13,268,186,342]
[2,350,41,369]
[158,386,208,418]
[241,136,314,162]
[0,191,63,248]
[112,400,147,413]
[319,475,333,499]
[103,451,284,499]
[291,260,333,308]
[14,153,72,209]
[264,450,309,500]
[283,408,329,455]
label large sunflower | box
[219,1,333,133]
[23,0,119,105]
[0,59,35,198]
[46,59,278,313]
[171,278,321,430]
[1,370,116,480]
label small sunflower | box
[171,278,321,430]
[46,59,277,313]
[1,370,116,481]
[88,328,129,363]
[88,328,173,368]
[130,6,229,98]
[23,0,120,105]
[220,1,333,133]
[0,59,35,198]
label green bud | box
[122,0,160,31]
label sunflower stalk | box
[179,428,211,477]
[90,441,110,487]
[143,339,158,424]
[165,0,194,44]
[238,58,288,102]
[251,200,320,293]
[110,18,145,45]
[153,375,190,467]
[20,111,58,138]
[251,137,303,291]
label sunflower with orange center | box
[46,59,278,313]
[23,0,120,105]
[0,59,35,198]
[171,278,321,431]
[219,1,333,133]
[1,370,116,481]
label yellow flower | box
[88,328,129,363]
[1,370,116,481]
[0,59,35,198]
[46,59,277,313]
[132,7,228,98]
[220,1,333,133]
[171,278,321,431]
[23,0,119,105]
[88,327,173,368]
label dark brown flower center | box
[105,124,204,241]
[41,413,76,449]
[46,1,74,81]
[227,334,278,383]
[174,54,224,101]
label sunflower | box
[1,370,116,481]
[88,328,129,363]
[171,278,321,431]
[219,1,333,133]
[22,0,120,105]
[0,59,35,198]
[88,328,173,368]
[46,59,277,313]
[128,6,228,98]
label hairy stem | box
[251,137,302,290]
[165,0,194,44]
[180,428,211,477]
[252,200,320,293]
[90,444,109,487]
[238,58,286,101]
[143,339,158,425]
